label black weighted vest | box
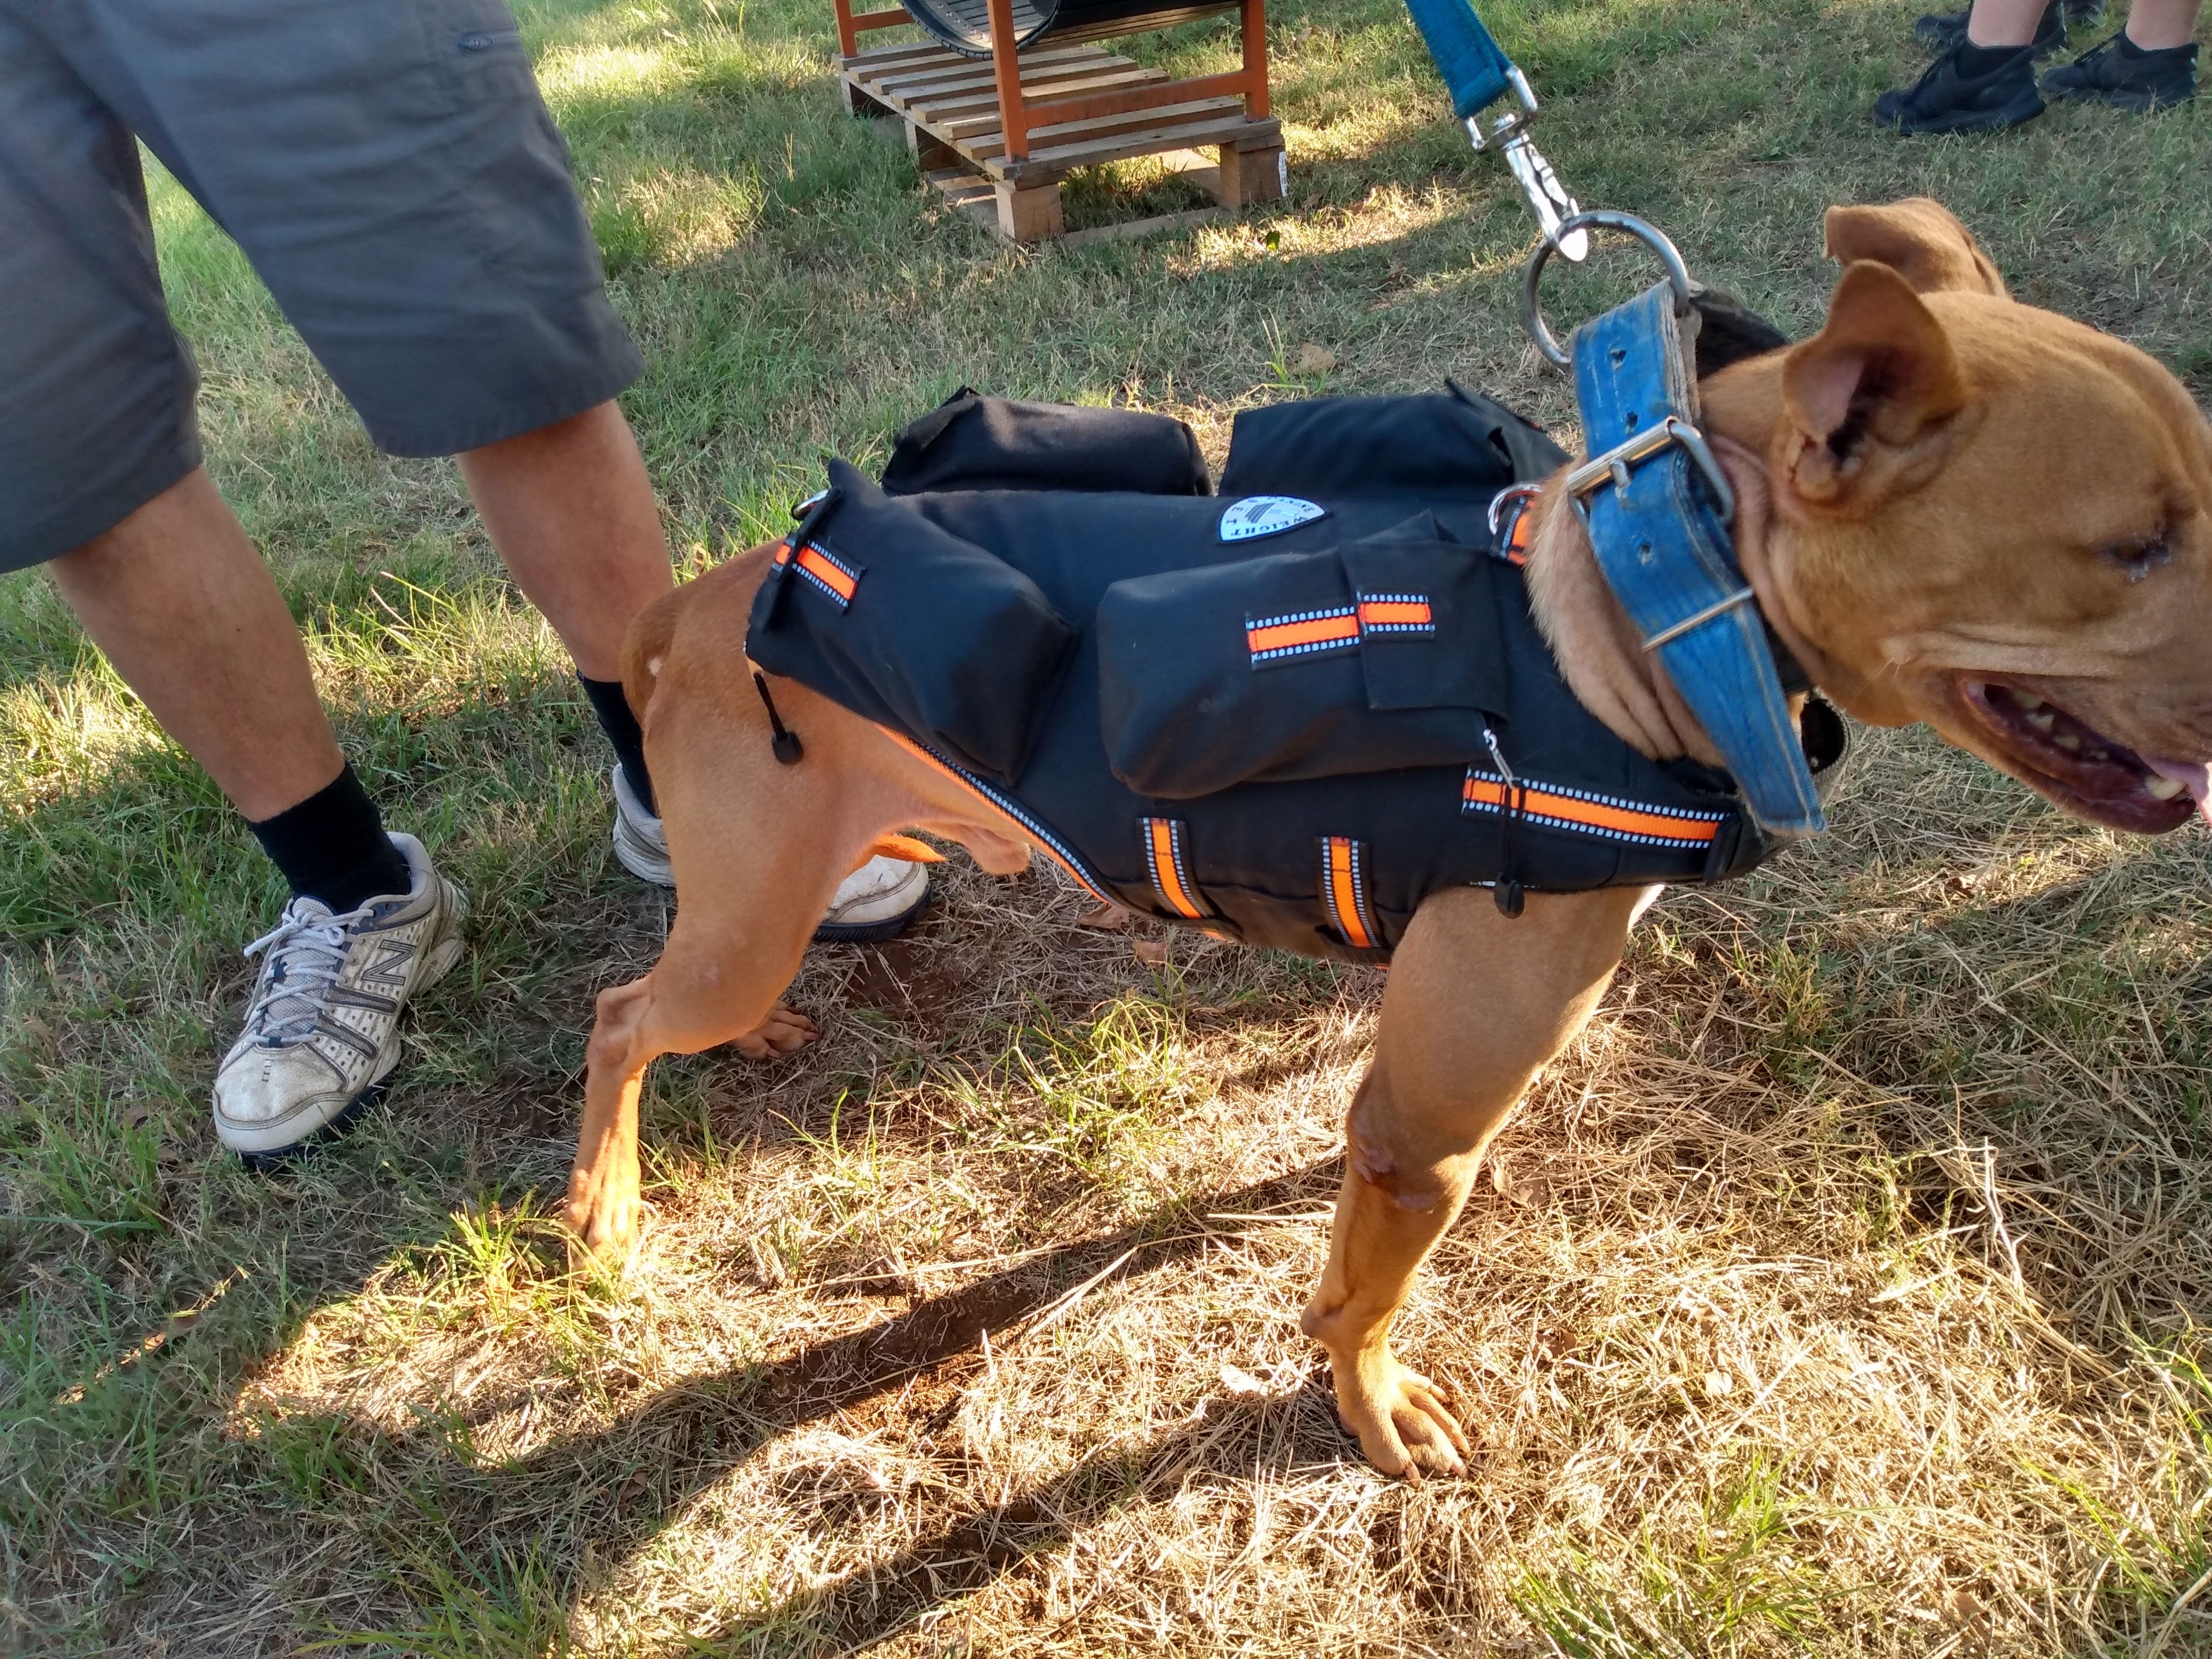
[747,387,1792,963]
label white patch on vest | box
[1219,496,1326,543]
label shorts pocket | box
[1096,514,1512,798]
[747,459,1077,782]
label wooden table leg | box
[995,180,1065,240]
[985,0,1028,161]
[1212,141,1287,205]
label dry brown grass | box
[200,722,2212,1656]
[7,0,2212,1649]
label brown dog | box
[565,200,2212,1478]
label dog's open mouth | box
[1962,680,2207,834]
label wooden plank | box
[1060,205,1227,247]
[894,62,1152,114]
[953,96,1247,160]
[991,111,1279,180]
[918,68,1166,127]
[1016,68,1255,129]
[1045,3,1233,45]
[938,87,1226,148]
[867,38,1099,81]
[865,60,1112,113]
[849,5,914,30]
[844,40,964,71]
[867,46,1128,100]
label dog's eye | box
[2102,532,2173,583]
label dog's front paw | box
[1333,1350,1471,1481]
[565,1156,646,1258]
[733,1003,818,1061]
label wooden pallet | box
[832,0,1284,241]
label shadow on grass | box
[300,1159,1348,1650]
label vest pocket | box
[746,459,1077,782]
[1096,515,1512,799]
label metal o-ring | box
[1520,211,1696,373]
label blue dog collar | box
[1560,267,1824,837]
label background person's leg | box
[46,468,343,823]
[2043,0,2200,102]
[1966,0,2057,41]
[455,401,673,686]
[1878,0,2054,129]
[45,468,411,911]
[2119,0,2200,49]
[458,399,674,818]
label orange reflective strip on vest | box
[1462,773,1724,847]
[791,541,859,605]
[1247,606,1360,663]
[1355,597,1434,631]
[1319,835,1376,950]
[1142,817,1206,920]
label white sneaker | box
[610,761,673,885]
[213,832,467,1160]
[609,763,931,942]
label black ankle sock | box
[579,674,656,816]
[1957,39,2026,73]
[248,764,410,914]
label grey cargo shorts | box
[0,0,644,574]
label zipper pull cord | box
[1484,726,1526,919]
[752,671,804,765]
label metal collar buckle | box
[1561,414,1736,526]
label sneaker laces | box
[240,899,375,1045]
[2069,33,2121,73]
[1901,47,1962,99]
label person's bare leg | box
[454,400,673,682]
[2122,0,2200,49]
[1966,0,2050,44]
[45,466,344,820]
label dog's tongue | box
[2146,756,2212,825]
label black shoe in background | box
[1912,0,2097,56]
[1875,38,2047,131]
[2042,34,2198,109]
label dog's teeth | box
[2146,774,2188,800]
[2009,688,2045,709]
[2055,732,2081,751]
[2027,710,2057,733]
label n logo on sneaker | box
[358,939,415,989]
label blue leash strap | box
[1569,284,1825,837]
[1400,0,1585,257]
[1401,0,1513,117]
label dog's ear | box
[1779,259,1969,510]
[1822,198,2008,298]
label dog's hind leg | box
[1300,883,1651,1478]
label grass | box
[2,0,2210,1649]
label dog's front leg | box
[568,976,656,1254]
[1301,883,1649,1478]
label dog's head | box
[1729,197,2212,833]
